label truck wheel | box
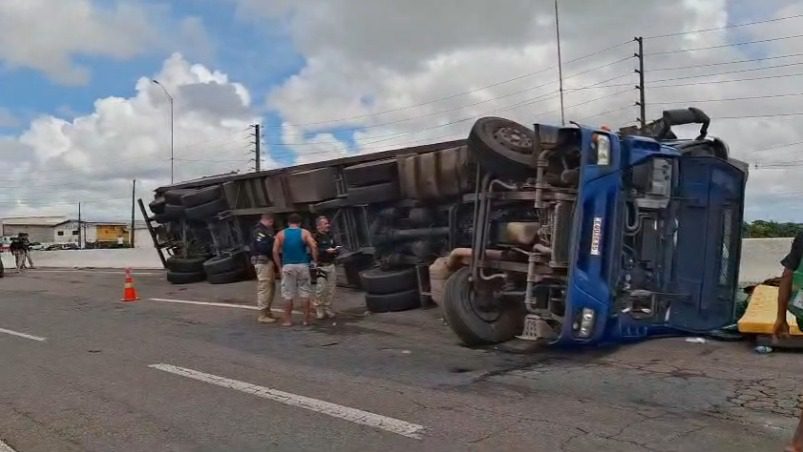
[359,267,417,294]
[166,270,206,284]
[163,204,185,220]
[468,117,535,177]
[203,252,248,275]
[149,198,166,214]
[151,213,171,224]
[185,198,228,221]
[207,267,249,284]
[347,181,400,204]
[165,256,206,273]
[442,267,524,346]
[164,189,196,205]
[181,185,222,208]
[365,289,421,313]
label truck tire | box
[163,204,185,220]
[365,289,421,313]
[207,267,249,284]
[149,198,166,214]
[347,181,400,204]
[181,185,222,208]
[185,198,228,221]
[359,267,417,294]
[203,252,248,275]
[166,270,206,284]
[151,213,171,224]
[468,117,535,178]
[165,256,206,273]
[442,267,524,346]
[344,159,397,187]
[164,189,196,205]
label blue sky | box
[0,0,304,162]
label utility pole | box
[151,79,175,183]
[554,0,565,125]
[77,202,82,249]
[634,36,646,127]
[130,179,136,248]
[251,124,261,172]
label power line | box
[261,41,631,130]
[648,32,803,56]
[645,12,803,39]
[650,91,803,105]
[650,51,803,72]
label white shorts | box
[281,263,312,300]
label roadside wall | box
[0,237,793,279]
[1,248,163,270]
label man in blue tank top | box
[273,213,318,326]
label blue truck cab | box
[559,116,746,344]
[448,108,747,347]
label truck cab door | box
[668,156,746,332]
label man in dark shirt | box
[774,232,803,451]
[313,215,339,319]
[252,213,277,324]
[9,237,24,272]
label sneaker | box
[257,312,277,324]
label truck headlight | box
[593,134,610,165]
[577,308,596,338]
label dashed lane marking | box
[148,298,303,315]
[0,327,46,342]
[31,269,160,275]
[149,297,259,310]
[149,363,425,440]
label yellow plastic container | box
[737,284,803,335]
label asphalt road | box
[0,268,800,451]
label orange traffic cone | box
[122,268,139,302]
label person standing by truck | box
[9,237,24,272]
[313,215,339,320]
[773,232,803,451]
[273,213,318,326]
[252,213,278,324]
[19,233,34,269]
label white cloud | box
[247,0,803,220]
[0,53,272,220]
[0,0,214,85]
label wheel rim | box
[463,282,504,323]
[492,125,533,154]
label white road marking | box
[149,363,425,440]
[150,297,259,310]
[0,327,46,342]
[0,439,17,452]
[32,269,160,275]
[148,298,304,315]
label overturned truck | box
[142,108,747,346]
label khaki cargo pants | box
[313,264,337,312]
[255,262,276,310]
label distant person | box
[773,233,803,451]
[9,237,24,272]
[19,233,34,269]
[273,213,318,326]
[252,213,278,324]
[313,215,339,320]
